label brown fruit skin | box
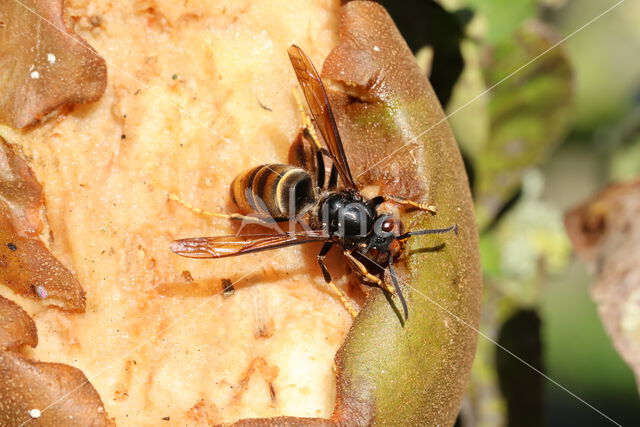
[0,0,107,128]
[0,351,113,427]
[0,295,38,351]
[233,2,482,426]
[0,137,86,311]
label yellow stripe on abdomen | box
[230,164,314,220]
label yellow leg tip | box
[328,281,359,318]
[424,204,438,214]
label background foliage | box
[381,0,640,425]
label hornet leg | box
[168,193,277,226]
[318,242,358,317]
[343,250,396,296]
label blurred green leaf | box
[471,22,573,229]
[448,40,489,158]
[611,136,640,180]
[553,0,640,132]
[482,170,571,306]
[466,0,536,44]
[609,108,640,181]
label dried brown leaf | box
[565,178,640,391]
[0,350,113,426]
[0,295,37,350]
[0,0,107,128]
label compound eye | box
[382,218,395,233]
[374,215,395,238]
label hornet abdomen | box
[230,164,315,220]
